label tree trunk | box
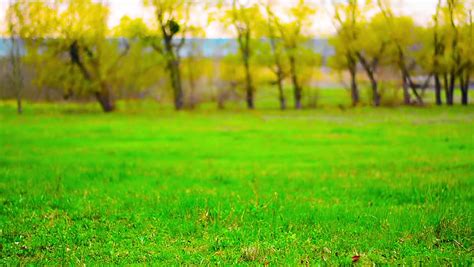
[402,75,411,105]
[461,72,470,105]
[95,82,115,113]
[433,5,444,106]
[168,59,184,110]
[399,65,424,106]
[16,94,22,114]
[243,56,255,109]
[277,75,286,110]
[368,73,380,107]
[461,87,468,105]
[356,52,380,107]
[69,41,118,113]
[350,69,359,106]
[443,74,453,106]
[434,74,443,105]
[161,31,184,111]
[397,49,411,105]
[408,79,424,105]
[372,82,381,107]
[348,58,359,106]
[289,56,302,109]
[268,29,286,110]
[448,72,456,106]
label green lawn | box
[0,102,473,264]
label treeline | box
[2,0,473,113]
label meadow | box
[0,98,473,264]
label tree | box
[378,1,431,105]
[144,0,193,110]
[5,0,56,113]
[434,0,469,105]
[330,0,365,106]
[63,0,130,112]
[16,0,131,112]
[221,0,263,109]
[433,0,445,105]
[355,13,389,107]
[444,0,461,105]
[458,7,473,105]
[5,0,25,114]
[272,0,317,109]
[261,2,289,110]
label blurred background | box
[0,0,472,112]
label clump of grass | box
[240,246,260,262]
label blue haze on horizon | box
[0,38,334,58]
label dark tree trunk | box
[95,82,115,112]
[289,56,302,109]
[465,73,470,105]
[461,72,470,105]
[277,75,286,110]
[461,87,468,105]
[236,29,255,110]
[168,58,184,110]
[434,74,443,105]
[16,94,22,115]
[397,48,411,105]
[407,77,425,105]
[356,52,381,107]
[161,32,185,111]
[348,54,359,106]
[157,17,186,111]
[70,41,118,113]
[443,73,453,106]
[396,47,424,105]
[243,56,255,109]
[368,73,380,107]
[268,25,286,110]
[446,0,459,106]
[433,2,444,106]
[350,69,359,106]
[448,71,456,106]
[402,75,411,105]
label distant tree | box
[5,0,25,114]
[143,0,194,110]
[14,0,132,112]
[355,14,389,107]
[63,0,131,112]
[443,0,461,105]
[378,1,431,105]
[221,0,263,109]
[261,2,289,110]
[272,0,317,109]
[330,0,365,106]
[433,0,470,105]
[5,0,55,113]
[458,7,473,105]
[433,0,445,105]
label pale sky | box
[0,0,440,37]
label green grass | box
[0,101,473,265]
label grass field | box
[0,101,473,264]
